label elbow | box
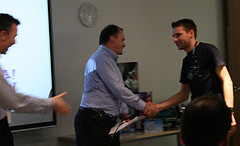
[178,91,189,101]
[181,91,190,101]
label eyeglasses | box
[187,51,200,80]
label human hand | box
[120,113,130,122]
[53,92,72,115]
[142,102,159,118]
[229,113,237,136]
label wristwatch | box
[229,107,234,112]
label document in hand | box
[108,115,146,135]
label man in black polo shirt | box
[156,19,236,131]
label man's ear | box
[109,35,116,44]
[189,29,195,39]
[0,31,7,41]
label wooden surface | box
[120,130,180,141]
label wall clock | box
[78,2,98,27]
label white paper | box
[108,115,146,135]
[6,110,12,124]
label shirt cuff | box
[47,98,54,111]
[136,99,146,111]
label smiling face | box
[0,23,18,54]
[172,26,195,53]
[109,29,126,55]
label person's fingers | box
[229,125,237,136]
[53,92,72,115]
[54,92,67,99]
[56,101,71,115]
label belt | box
[80,106,117,122]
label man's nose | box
[173,37,178,42]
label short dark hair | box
[181,95,232,146]
[99,24,123,45]
[171,19,197,38]
[0,13,20,34]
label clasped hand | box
[142,102,159,118]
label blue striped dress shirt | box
[80,45,146,117]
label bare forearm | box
[156,92,189,110]
[223,79,234,108]
[216,66,234,108]
[216,66,236,127]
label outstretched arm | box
[156,84,190,111]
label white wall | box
[13,0,225,145]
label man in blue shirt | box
[74,24,159,146]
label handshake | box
[51,93,161,118]
[120,102,160,121]
[142,102,160,118]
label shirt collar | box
[187,42,201,55]
[99,45,118,62]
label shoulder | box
[90,50,114,67]
[95,51,111,62]
[91,49,107,59]
[198,42,220,54]
[198,42,217,50]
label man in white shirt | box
[0,13,72,146]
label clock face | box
[78,3,98,27]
